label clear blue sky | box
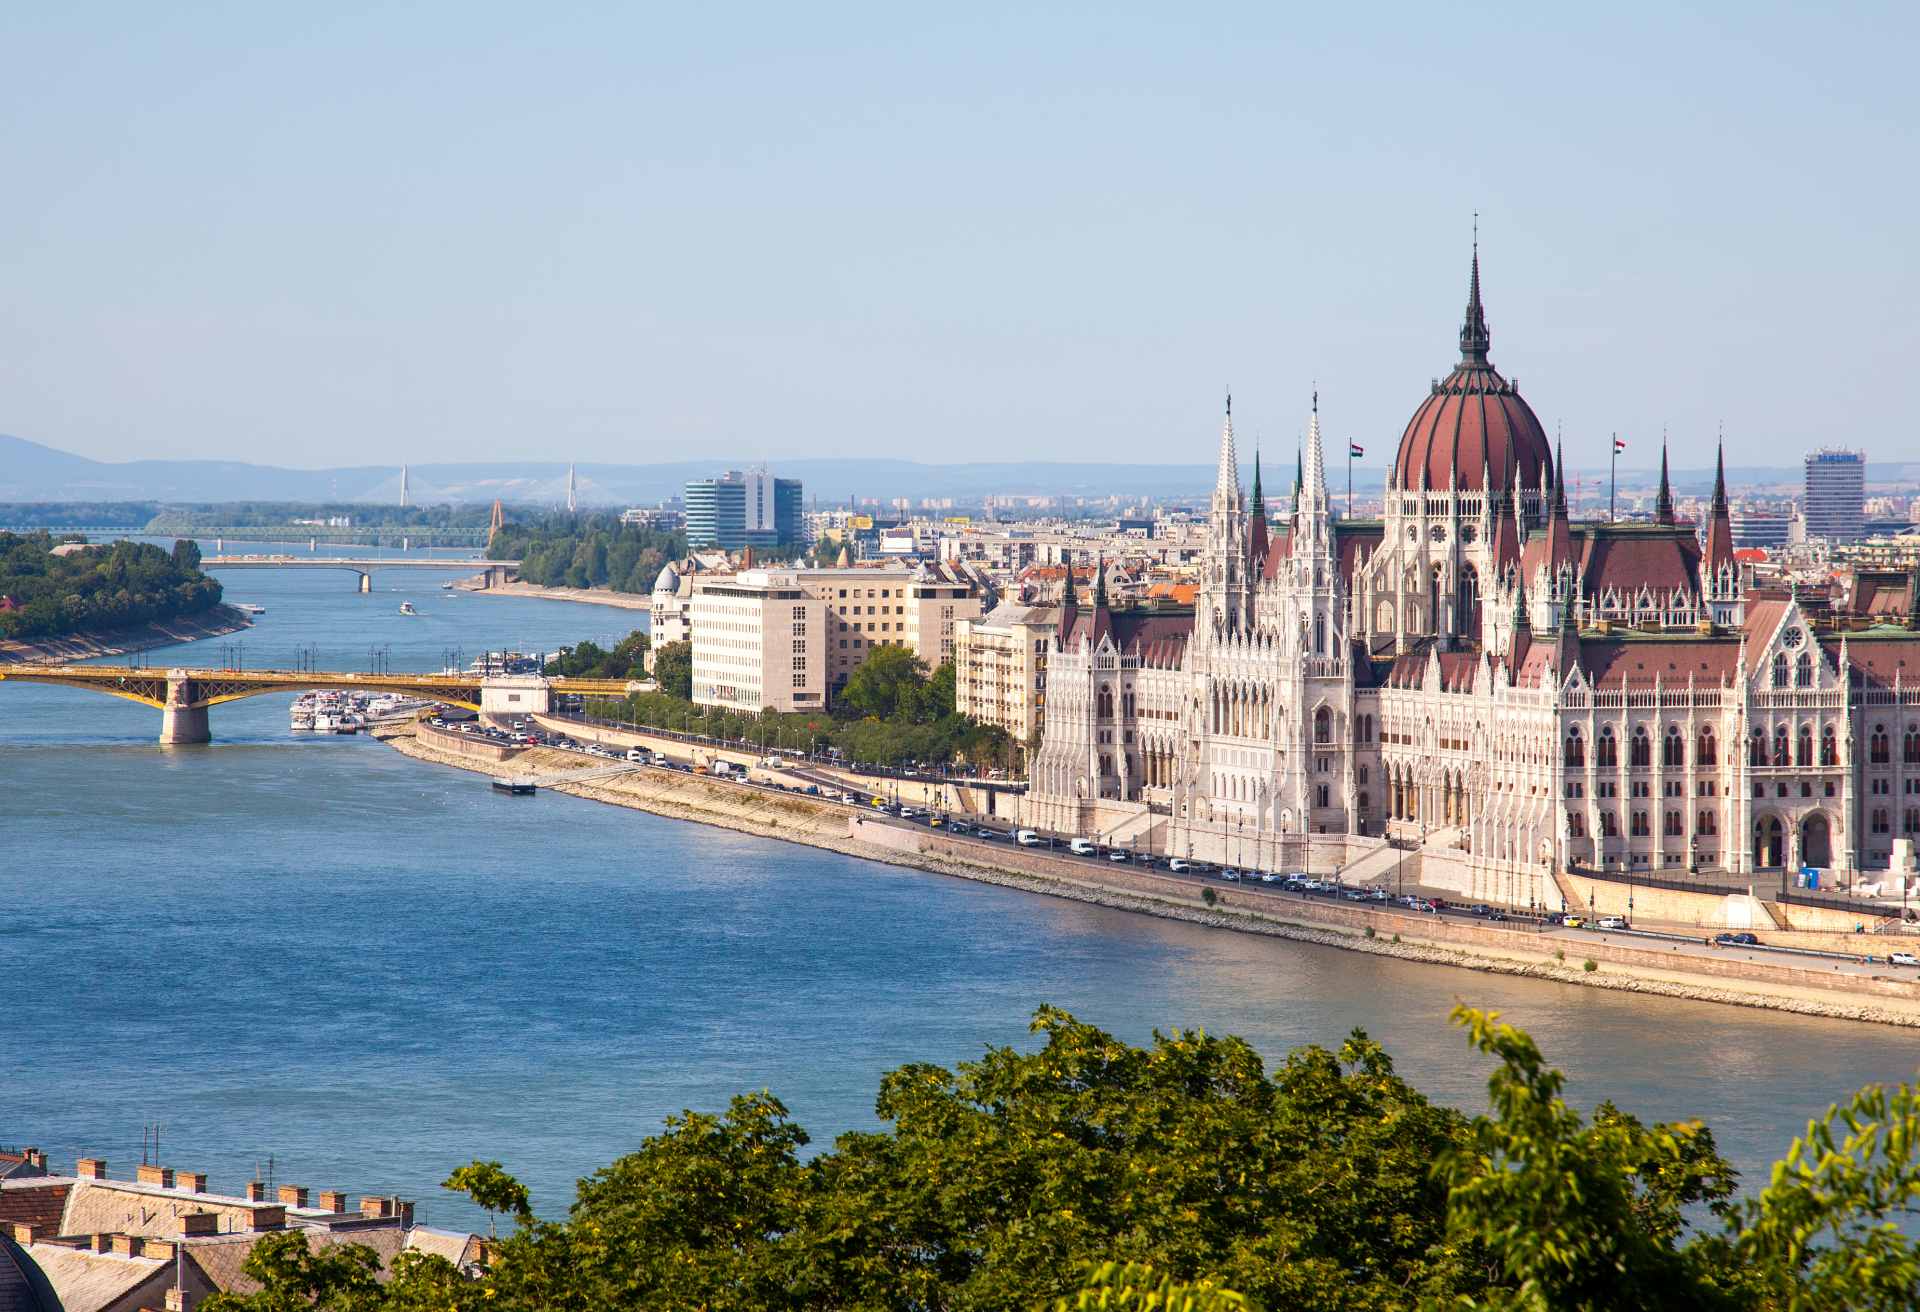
[0,3,1911,471]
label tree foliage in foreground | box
[206,1006,1920,1311]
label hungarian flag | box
[1613,436,1628,454]
[1349,442,1364,458]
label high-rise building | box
[1803,449,1866,542]
[684,469,804,549]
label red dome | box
[1391,252,1553,494]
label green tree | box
[840,643,929,721]
[652,640,693,699]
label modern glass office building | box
[1803,449,1865,543]
[684,469,803,549]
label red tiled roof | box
[1063,610,1193,668]
[1577,638,1743,687]
[0,1182,71,1234]
[1576,525,1702,597]
[1838,635,1920,689]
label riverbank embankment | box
[0,605,253,664]
[377,722,1920,1029]
[454,578,652,611]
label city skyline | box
[1,5,1913,471]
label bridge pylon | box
[160,676,212,745]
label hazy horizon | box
[1,5,1912,473]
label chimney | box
[277,1185,308,1209]
[91,1233,115,1254]
[165,1289,191,1312]
[395,1201,414,1228]
[10,1224,41,1244]
[179,1212,219,1238]
[111,1233,141,1258]
[244,1181,267,1203]
[317,1191,348,1214]
[177,1171,209,1194]
[246,1206,286,1233]
[143,1239,175,1262]
[137,1164,175,1189]
[358,1196,394,1220]
[26,1149,45,1172]
[77,1157,108,1180]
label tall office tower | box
[399,465,409,508]
[1803,448,1866,542]
[684,468,804,549]
[566,463,577,513]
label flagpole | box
[1347,445,1353,520]
[1610,432,1617,524]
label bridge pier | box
[357,572,372,593]
[160,677,211,745]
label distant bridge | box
[202,555,520,592]
[0,664,632,744]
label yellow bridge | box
[0,663,636,743]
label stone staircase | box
[1338,841,1407,888]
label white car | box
[1168,859,1192,873]
[1890,952,1919,967]
[1069,838,1096,855]
[1597,916,1628,930]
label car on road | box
[1109,850,1130,862]
[1015,829,1041,846]
[1218,869,1241,882]
[1597,916,1628,930]
[1469,904,1492,917]
[1342,889,1367,901]
[1890,952,1920,967]
[1258,872,1283,884]
[1563,916,1586,929]
[1167,859,1192,873]
[1069,838,1096,856]
[1714,932,1760,946]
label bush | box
[1583,959,1599,972]
[1364,925,1377,939]
[1200,888,1217,907]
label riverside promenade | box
[381,720,1920,1029]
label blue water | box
[4,542,1918,1231]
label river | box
[3,542,1916,1231]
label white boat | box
[399,601,418,616]
[233,603,267,615]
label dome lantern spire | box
[1459,215,1491,365]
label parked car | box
[1889,952,1919,967]
[1714,932,1759,946]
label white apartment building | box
[689,571,826,712]
[684,564,981,712]
[954,602,1058,746]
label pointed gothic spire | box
[1459,216,1491,365]
[1512,571,1530,635]
[1248,447,1269,564]
[1704,426,1735,574]
[1213,392,1241,502]
[1553,433,1568,514]
[1655,432,1674,523]
[1302,391,1329,509]
[1093,552,1108,612]
[1293,444,1303,515]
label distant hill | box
[2,433,1912,506]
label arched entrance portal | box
[1753,815,1784,869]
[1801,814,1832,868]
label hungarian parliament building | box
[1029,252,1919,900]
